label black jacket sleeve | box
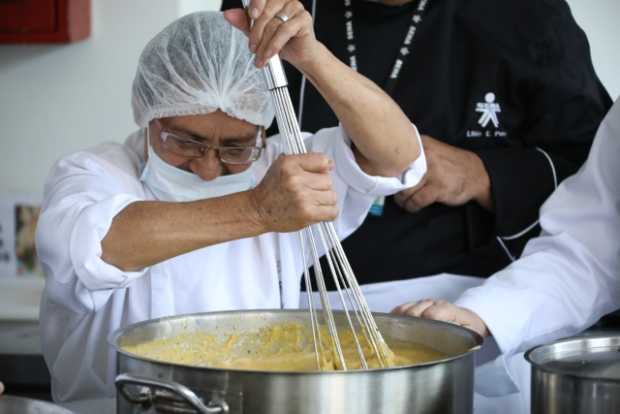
[220,0,241,10]
[461,0,612,257]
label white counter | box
[0,277,44,321]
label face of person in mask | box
[140,110,265,202]
[149,110,263,180]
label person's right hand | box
[224,0,318,68]
[391,299,490,338]
[250,153,338,232]
[0,381,4,395]
[393,135,492,212]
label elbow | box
[396,145,422,176]
[353,124,423,177]
[100,254,141,273]
[384,124,423,177]
[380,141,422,178]
[101,239,141,273]
[357,146,421,178]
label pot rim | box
[111,309,482,375]
[525,333,620,383]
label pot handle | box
[115,373,229,414]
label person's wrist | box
[242,189,270,234]
[474,318,491,338]
[461,306,491,337]
[468,152,493,211]
[293,41,329,76]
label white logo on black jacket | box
[476,92,501,128]
[466,92,507,139]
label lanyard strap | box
[343,0,430,96]
[343,0,430,216]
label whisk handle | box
[239,0,289,90]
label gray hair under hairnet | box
[132,12,274,128]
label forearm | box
[101,191,266,271]
[297,43,420,177]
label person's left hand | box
[0,381,4,395]
[394,135,493,212]
[392,299,490,338]
[224,0,318,68]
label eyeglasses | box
[158,123,265,165]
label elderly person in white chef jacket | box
[394,98,620,372]
[36,1,426,403]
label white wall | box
[566,0,620,101]
[180,0,223,16]
[0,0,220,195]
[0,0,617,196]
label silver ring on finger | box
[274,13,289,23]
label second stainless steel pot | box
[112,309,481,414]
[526,333,620,414]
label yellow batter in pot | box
[122,323,445,371]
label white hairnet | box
[132,12,274,129]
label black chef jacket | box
[222,0,612,288]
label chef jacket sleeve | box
[36,152,148,292]
[319,124,426,196]
[460,1,612,258]
[454,100,620,359]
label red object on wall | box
[0,0,91,44]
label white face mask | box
[140,136,256,202]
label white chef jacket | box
[456,98,620,360]
[36,125,426,402]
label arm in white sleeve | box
[307,124,426,196]
[306,125,426,239]
[455,100,620,358]
[36,150,148,293]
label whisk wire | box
[239,2,391,368]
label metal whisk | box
[241,1,392,371]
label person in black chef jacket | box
[222,0,612,288]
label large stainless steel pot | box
[0,395,75,414]
[526,333,620,414]
[112,309,482,414]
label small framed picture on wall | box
[0,193,42,278]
